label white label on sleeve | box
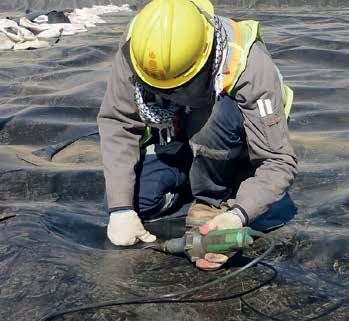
[265,99,273,115]
[257,99,266,117]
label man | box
[98,0,297,270]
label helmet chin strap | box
[190,0,216,27]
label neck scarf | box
[134,16,228,144]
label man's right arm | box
[97,42,145,212]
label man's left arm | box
[232,41,298,224]
[196,41,298,270]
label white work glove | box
[196,210,244,271]
[107,210,156,246]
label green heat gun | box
[153,227,259,262]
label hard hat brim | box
[130,0,215,90]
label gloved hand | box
[196,210,243,270]
[107,210,156,246]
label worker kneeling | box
[97,0,298,270]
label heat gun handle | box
[202,228,254,254]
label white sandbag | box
[20,17,87,37]
[37,28,63,39]
[34,15,49,24]
[0,19,36,42]
[14,39,50,50]
[0,32,15,50]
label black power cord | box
[39,231,275,321]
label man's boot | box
[186,202,226,229]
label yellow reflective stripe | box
[228,41,243,52]
[223,20,242,93]
[283,85,294,119]
[140,126,152,147]
[222,20,261,95]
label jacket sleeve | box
[97,41,145,212]
[232,41,298,223]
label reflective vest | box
[132,18,294,146]
[219,18,293,118]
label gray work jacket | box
[97,22,298,223]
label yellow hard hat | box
[130,0,215,89]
